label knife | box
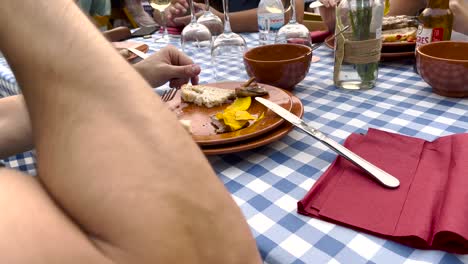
[127,47,149,60]
[255,97,400,189]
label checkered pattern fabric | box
[0,56,19,97]
[1,32,468,264]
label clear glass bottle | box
[257,0,285,45]
[333,0,385,90]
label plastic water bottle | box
[257,0,285,45]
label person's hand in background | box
[318,0,337,32]
[134,45,200,88]
[165,1,210,27]
[450,0,468,35]
[167,0,189,20]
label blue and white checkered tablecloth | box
[1,32,468,264]
[0,55,19,97]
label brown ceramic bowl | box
[416,41,468,97]
[243,44,312,90]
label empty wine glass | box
[150,0,171,43]
[275,0,312,47]
[211,0,248,82]
[197,0,224,37]
[181,0,212,65]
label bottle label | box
[431,28,444,41]
[258,13,285,31]
[416,24,444,48]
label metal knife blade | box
[255,97,400,189]
[127,47,149,60]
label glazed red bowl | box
[416,41,468,97]
[243,44,312,90]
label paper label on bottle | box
[258,13,285,31]
[416,25,433,48]
[431,28,444,41]
[416,25,444,48]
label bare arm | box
[319,0,426,32]
[0,95,32,159]
[0,48,200,159]
[0,1,260,263]
[168,0,304,32]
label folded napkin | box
[298,128,468,254]
[310,30,332,43]
[160,26,184,35]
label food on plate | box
[210,97,264,134]
[118,48,131,59]
[181,79,269,108]
[181,84,237,108]
[179,120,192,134]
[235,77,269,97]
[382,15,418,42]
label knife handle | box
[318,132,400,188]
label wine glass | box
[197,0,224,37]
[181,0,212,64]
[275,0,311,47]
[150,0,171,42]
[211,0,248,82]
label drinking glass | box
[275,0,312,47]
[181,0,212,65]
[211,0,248,82]
[150,0,171,42]
[197,0,224,37]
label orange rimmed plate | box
[202,93,303,155]
[167,82,293,146]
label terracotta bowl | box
[243,44,312,90]
[416,41,468,97]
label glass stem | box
[190,0,197,23]
[162,10,169,38]
[290,0,297,23]
[221,0,232,33]
[204,0,210,11]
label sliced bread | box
[181,84,236,108]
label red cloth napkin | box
[310,30,332,43]
[159,26,184,35]
[298,128,468,254]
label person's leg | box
[125,0,157,27]
[0,1,260,263]
[0,168,112,263]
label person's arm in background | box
[318,0,427,32]
[450,0,468,35]
[386,0,426,16]
[0,1,261,263]
[166,0,304,32]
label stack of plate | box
[166,82,304,155]
[324,36,416,61]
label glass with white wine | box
[150,0,171,42]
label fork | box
[161,87,178,102]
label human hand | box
[134,45,200,88]
[319,0,338,8]
[169,3,208,26]
[167,0,189,20]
